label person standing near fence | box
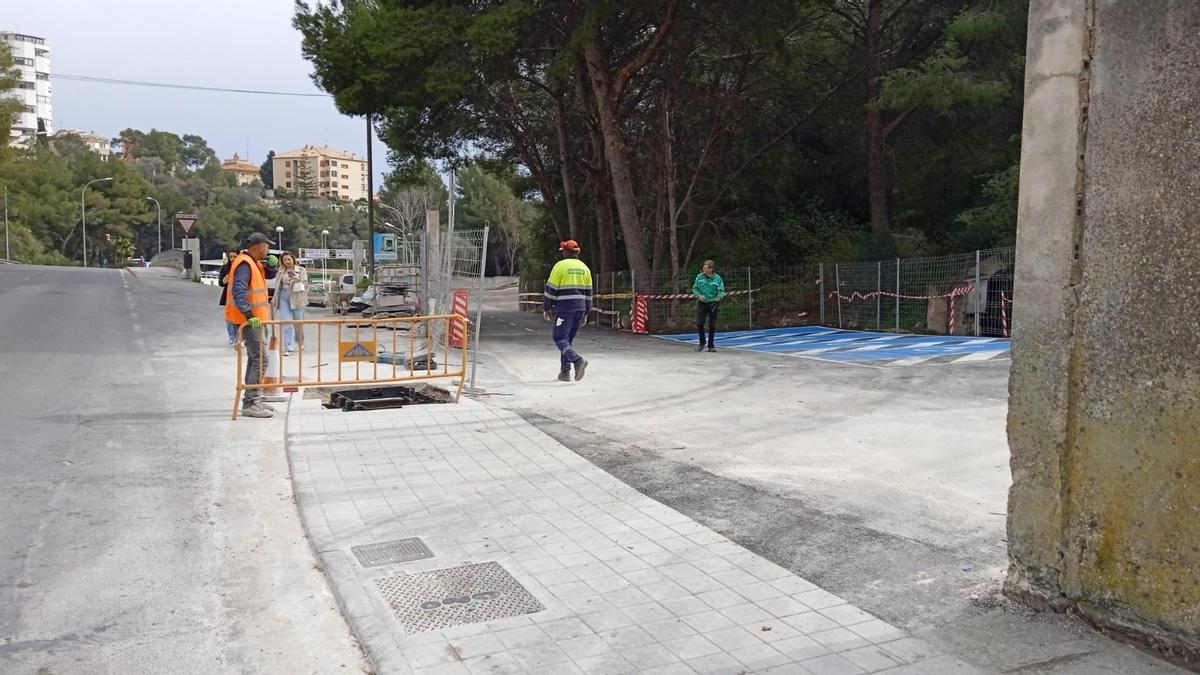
[543,240,592,382]
[273,251,309,355]
[693,260,726,352]
[218,249,242,346]
[228,233,279,419]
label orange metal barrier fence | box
[232,314,469,419]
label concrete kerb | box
[281,389,980,675]
[283,394,384,673]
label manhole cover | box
[351,537,434,567]
[375,562,544,634]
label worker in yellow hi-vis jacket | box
[542,240,593,382]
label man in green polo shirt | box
[692,260,725,352]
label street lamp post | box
[275,225,284,252]
[81,177,113,268]
[146,197,161,255]
[321,228,329,282]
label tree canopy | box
[0,124,368,265]
[297,0,1029,285]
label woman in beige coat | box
[274,251,309,354]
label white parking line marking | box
[891,355,941,366]
[953,349,1008,362]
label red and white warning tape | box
[827,285,975,303]
[634,289,756,301]
[523,289,755,301]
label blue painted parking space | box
[658,325,1011,366]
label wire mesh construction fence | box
[366,226,489,391]
[817,247,1015,336]
[519,268,754,334]
[519,246,1015,338]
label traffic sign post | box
[174,213,199,280]
[174,213,198,238]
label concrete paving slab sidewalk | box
[286,395,981,675]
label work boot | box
[557,370,571,382]
[697,343,705,352]
[574,358,588,381]
[707,345,716,352]
[241,402,274,418]
[259,401,276,412]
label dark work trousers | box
[552,311,586,371]
[697,301,719,347]
[241,324,265,407]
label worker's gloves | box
[248,317,263,330]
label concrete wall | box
[1007,0,1200,656]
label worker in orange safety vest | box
[227,232,279,418]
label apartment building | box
[272,145,368,202]
[1,31,52,140]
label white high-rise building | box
[1,32,53,140]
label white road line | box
[890,355,941,366]
[953,349,1009,362]
[903,341,947,349]
[793,347,843,355]
[733,338,819,348]
[958,338,1000,346]
[846,344,890,351]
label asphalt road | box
[472,291,1183,674]
[0,265,365,673]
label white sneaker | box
[241,402,274,418]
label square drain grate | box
[351,537,434,567]
[375,561,544,634]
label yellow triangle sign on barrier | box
[339,341,376,362]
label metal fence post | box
[894,258,901,332]
[819,263,825,325]
[875,261,881,331]
[469,226,489,394]
[746,267,753,330]
[834,263,843,329]
[974,249,982,337]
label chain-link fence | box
[519,272,633,327]
[817,247,1015,336]
[520,246,1015,338]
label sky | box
[8,0,393,186]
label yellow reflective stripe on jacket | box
[544,258,593,313]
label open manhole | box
[326,385,448,412]
[351,537,434,567]
[374,562,544,634]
